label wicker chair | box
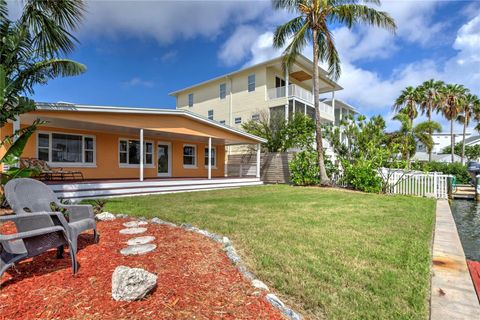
[0,212,77,278]
[5,178,99,256]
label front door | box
[157,142,171,177]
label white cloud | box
[219,25,261,66]
[122,77,154,88]
[80,0,270,44]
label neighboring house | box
[412,152,462,163]
[416,132,472,154]
[169,54,343,129]
[0,103,265,200]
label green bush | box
[411,161,471,184]
[342,162,383,193]
[289,150,320,186]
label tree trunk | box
[461,115,467,165]
[451,119,455,163]
[428,101,432,162]
[312,28,330,185]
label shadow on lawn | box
[0,233,96,288]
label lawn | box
[102,185,436,320]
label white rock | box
[119,227,147,235]
[123,221,148,228]
[127,236,155,246]
[150,217,177,227]
[96,212,116,221]
[120,244,157,256]
[222,236,231,246]
[252,279,269,291]
[266,293,285,309]
[111,266,157,301]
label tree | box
[440,84,468,163]
[272,0,396,185]
[458,93,480,164]
[417,79,445,161]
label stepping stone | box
[120,244,157,256]
[123,221,148,228]
[127,236,155,246]
[119,227,147,235]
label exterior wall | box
[0,123,226,180]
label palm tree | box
[272,0,396,185]
[417,79,445,161]
[392,112,441,168]
[0,0,87,128]
[440,84,468,163]
[458,93,480,164]
[393,86,420,123]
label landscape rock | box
[225,246,241,265]
[222,236,231,246]
[123,221,148,228]
[116,214,129,219]
[237,265,255,281]
[127,236,155,246]
[119,227,147,235]
[265,293,285,309]
[111,266,157,301]
[252,279,269,291]
[120,244,157,256]
[96,212,116,221]
[151,217,177,227]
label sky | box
[18,0,480,132]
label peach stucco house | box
[0,102,265,200]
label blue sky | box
[28,0,480,131]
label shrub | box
[411,161,470,184]
[342,162,383,193]
[289,150,320,186]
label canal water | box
[450,200,480,261]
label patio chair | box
[20,158,84,181]
[0,212,78,278]
[5,178,99,256]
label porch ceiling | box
[19,113,252,145]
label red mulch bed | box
[0,220,283,319]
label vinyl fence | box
[381,168,450,199]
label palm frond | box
[332,4,397,32]
[280,22,310,72]
[273,16,306,48]
[272,0,303,11]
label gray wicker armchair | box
[0,212,77,278]
[5,178,99,255]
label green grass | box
[102,185,435,319]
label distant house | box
[416,132,472,154]
[412,152,462,163]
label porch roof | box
[20,102,266,145]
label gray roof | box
[412,152,462,163]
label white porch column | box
[208,137,212,180]
[256,143,261,178]
[285,68,289,122]
[139,128,144,182]
[331,91,336,111]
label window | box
[247,74,255,92]
[119,139,153,166]
[208,109,214,120]
[219,83,226,99]
[235,117,242,124]
[204,147,216,167]
[251,114,260,121]
[219,120,226,125]
[275,76,286,88]
[188,93,194,107]
[37,132,95,165]
[183,145,196,167]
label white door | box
[157,142,172,177]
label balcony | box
[267,84,334,116]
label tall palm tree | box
[417,79,445,161]
[458,93,480,164]
[440,84,468,163]
[0,0,87,127]
[393,86,420,123]
[272,0,396,185]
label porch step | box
[48,178,263,201]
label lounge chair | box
[5,178,98,256]
[0,212,77,278]
[20,158,84,181]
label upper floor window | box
[235,117,242,124]
[247,74,255,92]
[208,109,214,120]
[37,132,96,165]
[188,93,194,107]
[251,114,260,121]
[219,83,226,99]
[275,76,286,88]
[219,120,226,125]
[119,139,153,166]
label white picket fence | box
[381,168,450,199]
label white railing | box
[267,84,334,116]
[380,168,450,199]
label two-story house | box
[169,54,344,128]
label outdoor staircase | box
[48,177,263,202]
